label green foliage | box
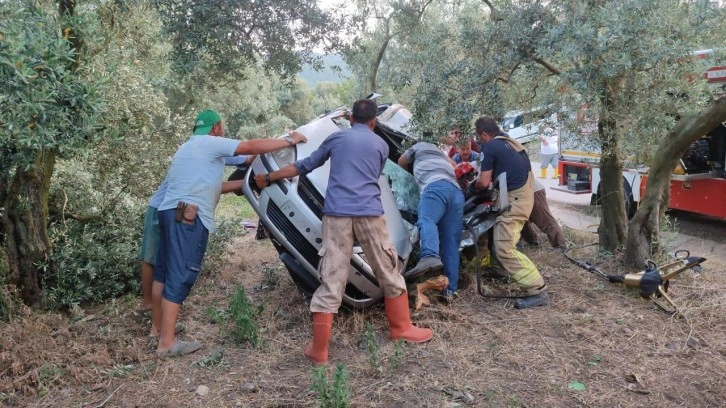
[0,290,8,323]
[203,289,264,347]
[44,201,143,308]
[100,363,134,379]
[389,339,405,372]
[203,216,243,275]
[37,363,64,396]
[259,264,280,292]
[152,0,343,83]
[364,323,381,373]
[82,1,180,202]
[0,249,10,322]
[227,286,264,347]
[193,348,229,369]
[384,0,726,142]
[311,364,351,408]
[0,0,105,171]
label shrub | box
[227,286,264,347]
[44,204,143,308]
[203,215,243,276]
[311,364,351,408]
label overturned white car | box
[243,100,505,308]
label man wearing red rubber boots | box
[255,99,433,365]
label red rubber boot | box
[384,293,433,343]
[304,312,333,365]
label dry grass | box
[2,227,726,407]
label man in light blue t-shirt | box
[152,109,307,357]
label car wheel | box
[595,176,637,220]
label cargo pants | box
[521,188,567,248]
[309,215,407,313]
[493,172,546,295]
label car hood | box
[289,104,417,260]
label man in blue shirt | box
[153,109,307,357]
[473,116,549,309]
[452,138,482,164]
[255,99,433,366]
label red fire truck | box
[554,55,726,219]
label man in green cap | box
[151,109,308,357]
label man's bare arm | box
[235,130,307,155]
[476,169,493,190]
[221,180,244,194]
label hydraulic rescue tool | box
[563,249,706,314]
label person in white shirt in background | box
[537,122,559,179]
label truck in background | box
[554,54,726,220]
[501,106,558,143]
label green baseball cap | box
[193,109,221,135]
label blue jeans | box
[417,180,465,293]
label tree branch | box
[49,207,99,222]
[532,56,562,76]
[496,62,522,83]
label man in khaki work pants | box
[255,99,433,366]
[472,116,550,309]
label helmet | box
[455,162,475,180]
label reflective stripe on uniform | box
[510,251,540,287]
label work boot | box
[404,256,443,279]
[384,293,433,343]
[514,290,551,309]
[552,168,559,179]
[539,168,547,178]
[304,312,333,365]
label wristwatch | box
[284,135,293,146]
[264,173,271,185]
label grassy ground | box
[2,221,725,407]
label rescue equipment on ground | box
[564,248,706,314]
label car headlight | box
[270,144,296,169]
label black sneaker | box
[514,291,550,309]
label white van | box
[501,106,557,143]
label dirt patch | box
[2,229,726,407]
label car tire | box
[595,176,637,220]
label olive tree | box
[385,0,726,260]
[1,0,341,306]
[0,0,105,304]
[341,0,438,97]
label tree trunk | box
[597,81,627,252]
[369,33,393,93]
[3,151,56,305]
[625,95,726,266]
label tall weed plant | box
[227,286,264,347]
[311,364,351,408]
